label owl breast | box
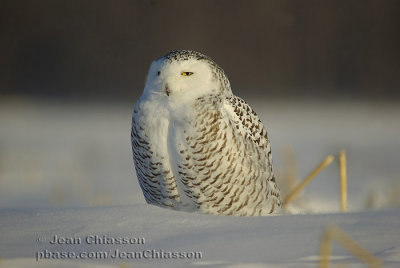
[131,95,182,208]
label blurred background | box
[1,0,400,100]
[1,1,399,211]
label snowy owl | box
[131,50,281,216]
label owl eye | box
[181,72,194,76]
[157,71,161,76]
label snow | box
[0,98,399,267]
[1,207,400,267]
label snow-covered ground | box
[0,97,399,267]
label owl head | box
[142,50,231,102]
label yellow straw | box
[319,226,382,268]
[283,155,335,207]
[339,150,348,212]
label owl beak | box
[165,84,171,96]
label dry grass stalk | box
[283,155,335,207]
[319,225,382,268]
[279,148,300,199]
[339,150,348,212]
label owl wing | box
[174,95,281,215]
[223,96,280,201]
[223,95,273,167]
